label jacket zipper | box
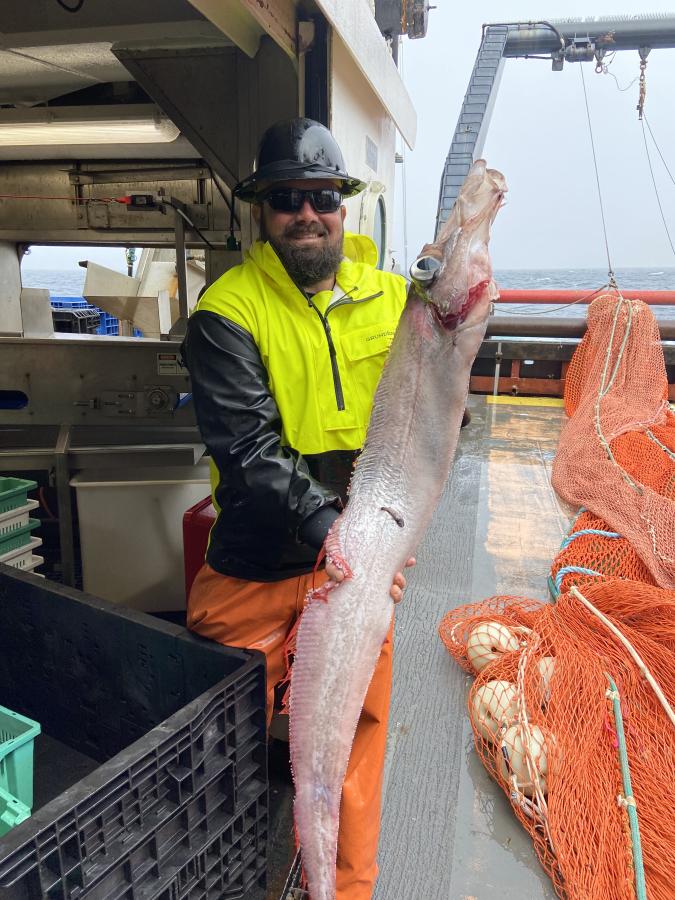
[305,289,384,412]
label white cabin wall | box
[329,33,397,270]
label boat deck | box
[374,394,570,899]
[263,394,572,899]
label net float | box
[537,656,556,706]
[499,724,555,797]
[466,621,520,673]
[470,679,518,741]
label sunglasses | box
[262,187,343,214]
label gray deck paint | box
[374,397,570,900]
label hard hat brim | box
[233,160,367,203]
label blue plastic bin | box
[49,296,142,337]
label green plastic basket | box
[0,478,37,516]
[0,784,31,837]
[0,706,41,815]
[0,519,40,556]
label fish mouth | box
[432,279,491,330]
[409,252,491,330]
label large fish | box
[289,160,506,899]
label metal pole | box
[493,341,502,396]
[54,423,76,587]
[173,210,189,321]
[501,15,675,57]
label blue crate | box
[97,311,119,335]
[49,296,89,310]
[49,296,143,337]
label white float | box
[499,724,555,797]
[466,621,520,673]
[537,656,556,706]
[470,680,519,741]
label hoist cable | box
[643,114,675,191]
[579,64,616,283]
[640,119,675,258]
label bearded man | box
[181,118,411,899]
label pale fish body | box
[289,161,507,899]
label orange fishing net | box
[553,294,675,588]
[439,293,675,899]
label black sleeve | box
[298,504,341,549]
[181,309,340,538]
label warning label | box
[157,352,187,376]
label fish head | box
[409,160,506,330]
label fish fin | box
[279,612,302,715]
[280,527,352,715]
[325,520,354,579]
[311,543,326,591]
[279,577,335,715]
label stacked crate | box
[51,296,143,337]
[0,478,42,574]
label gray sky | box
[21,243,129,272]
[23,3,675,274]
[394,2,675,271]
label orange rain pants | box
[187,563,393,900]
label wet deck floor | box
[262,395,573,899]
[374,395,571,900]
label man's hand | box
[325,557,416,603]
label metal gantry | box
[436,14,675,233]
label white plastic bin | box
[70,465,210,612]
[0,536,43,572]
[0,499,39,538]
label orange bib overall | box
[188,563,393,900]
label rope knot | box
[617,793,637,809]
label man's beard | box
[263,219,343,288]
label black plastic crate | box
[52,309,101,335]
[0,565,268,899]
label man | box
[181,118,411,899]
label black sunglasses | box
[262,187,343,214]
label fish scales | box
[289,160,506,900]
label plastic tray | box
[0,787,30,839]
[0,479,37,516]
[0,567,268,898]
[0,519,39,556]
[0,537,43,570]
[0,500,39,538]
[49,297,89,309]
[52,308,101,335]
[0,706,41,814]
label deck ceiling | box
[0,0,232,159]
[0,44,135,106]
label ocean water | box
[22,266,675,323]
[23,268,87,296]
[494,267,675,291]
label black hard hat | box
[233,118,366,203]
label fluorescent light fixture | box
[0,105,180,146]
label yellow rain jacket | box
[181,233,407,581]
